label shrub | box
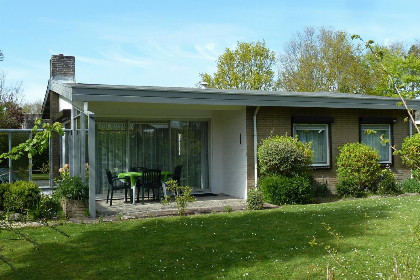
[3,181,41,213]
[0,182,11,211]
[396,133,420,180]
[29,194,63,220]
[312,179,330,197]
[54,176,89,201]
[336,143,381,197]
[377,168,400,195]
[162,180,196,216]
[257,135,313,176]
[399,178,420,193]
[258,174,312,205]
[246,188,264,210]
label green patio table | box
[118,171,172,204]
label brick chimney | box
[50,54,75,82]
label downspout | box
[253,106,260,188]
[409,120,413,178]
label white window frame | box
[360,124,392,164]
[293,124,330,167]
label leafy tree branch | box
[0,118,64,163]
[352,35,419,134]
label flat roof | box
[42,80,420,118]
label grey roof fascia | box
[50,80,73,101]
[56,82,420,110]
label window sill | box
[311,165,331,170]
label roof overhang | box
[43,81,420,111]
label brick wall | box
[49,91,61,178]
[50,54,75,79]
[246,106,412,192]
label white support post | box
[8,132,12,183]
[29,131,32,181]
[70,107,75,176]
[80,112,86,183]
[49,136,53,187]
[88,112,96,218]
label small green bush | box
[312,179,330,197]
[258,174,313,205]
[396,133,420,180]
[336,143,381,197]
[3,181,41,213]
[246,188,264,210]
[29,194,63,220]
[54,176,88,201]
[258,135,313,176]
[162,180,196,216]
[0,182,11,210]
[377,168,400,195]
[399,178,420,193]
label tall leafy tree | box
[0,72,24,129]
[277,27,373,94]
[200,41,276,91]
[364,42,420,99]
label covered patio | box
[43,79,248,218]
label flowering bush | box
[56,163,89,183]
[57,164,70,183]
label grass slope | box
[1,196,419,279]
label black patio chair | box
[172,165,183,185]
[106,169,131,206]
[137,169,162,204]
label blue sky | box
[0,0,419,103]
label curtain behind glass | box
[361,125,390,162]
[129,123,170,171]
[295,125,327,165]
[170,121,208,190]
[96,122,127,195]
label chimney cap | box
[200,81,208,89]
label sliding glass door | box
[95,120,209,197]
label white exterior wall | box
[210,108,247,198]
[59,96,72,111]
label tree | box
[22,100,43,114]
[200,41,276,91]
[0,72,24,129]
[277,27,373,94]
[0,50,3,62]
[364,42,420,99]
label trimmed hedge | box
[258,174,312,205]
[2,181,41,213]
[336,143,382,197]
[257,135,313,177]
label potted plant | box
[53,176,89,218]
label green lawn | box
[1,196,419,279]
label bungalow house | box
[42,54,420,218]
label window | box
[293,124,329,167]
[360,124,391,164]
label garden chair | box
[137,169,162,204]
[172,165,183,185]
[106,169,131,206]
